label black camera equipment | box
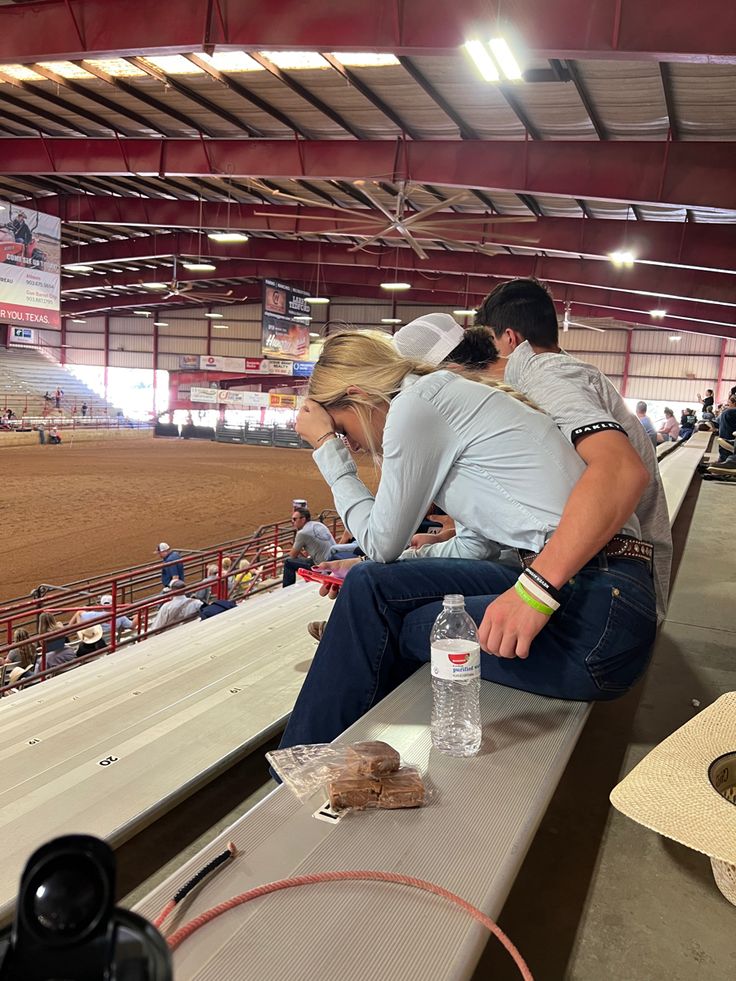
[0,835,171,980]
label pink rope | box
[162,869,534,980]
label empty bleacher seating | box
[0,346,121,419]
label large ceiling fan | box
[560,301,605,332]
[250,179,537,258]
[141,257,235,303]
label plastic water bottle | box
[430,595,482,757]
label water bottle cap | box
[442,594,465,608]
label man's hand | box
[312,557,363,600]
[478,587,551,660]
[410,514,456,549]
[295,399,335,449]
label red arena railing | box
[0,509,345,698]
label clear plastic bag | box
[266,743,355,800]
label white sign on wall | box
[190,386,271,408]
[9,326,36,344]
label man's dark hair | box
[475,278,559,347]
[293,507,311,521]
[445,326,499,370]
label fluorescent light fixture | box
[668,335,682,342]
[380,281,412,291]
[489,38,523,81]
[333,53,400,68]
[142,281,167,289]
[182,261,217,272]
[650,308,667,318]
[305,296,330,304]
[153,321,169,327]
[381,318,403,325]
[133,310,151,316]
[64,264,94,273]
[609,250,635,268]
[212,324,229,329]
[205,312,224,318]
[453,308,477,316]
[207,231,249,243]
[71,318,87,324]
[464,40,499,81]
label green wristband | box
[514,579,554,616]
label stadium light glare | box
[489,38,523,81]
[207,231,249,243]
[668,335,682,342]
[650,308,667,318]
[204,312,224,318]
[380,281,411,291]
[153,321,169,327]
[133,310,152,316]
[609,250,635,268]
[464,40,499,81]
[64,264,94,273]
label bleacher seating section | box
[0,346,121,419]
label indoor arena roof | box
[0,1,735,338]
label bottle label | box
[431,642,481,681]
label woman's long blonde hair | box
[12,628,36,669]
[308,330,540,458]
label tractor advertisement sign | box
[0,201,61,329]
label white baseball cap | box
[392,312,464,366]
[100,594,113,605]
[157,542,170,552]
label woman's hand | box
[312,557,363,599]
[295,399,336,449]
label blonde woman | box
[278,330,655,749]
[4,628,36,669]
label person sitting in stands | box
[656,408,680,443]
[3,628,36,670]
[679,408,697,441]
[48,427,61,445]
[150,579,203,632]
[36,612,75,672]
[75,624,106,658]
[277,329,655,751]
[69,595,133,643]
[157,542,185,587]
[282,507,336,587]
[194,563,220,604]
[81,402,88,417]
[635,401,657,448]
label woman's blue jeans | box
[278,555,657,750]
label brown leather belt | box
[519,534,654,570]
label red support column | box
[103,314,110,402]
[621,329,634,396]
[716,337,728,403]
[152,322,159,418]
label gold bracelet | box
[315,430,337,444]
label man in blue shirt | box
[157,542,185,587]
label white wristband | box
[519,571,561,612]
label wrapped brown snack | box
[345,740,401,777]
[378,769,425,809]
[329,774,382,810]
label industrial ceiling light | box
[64,264,94,273]
[142,282,167,290]
[381,318,403,324]
[71,318,87,324]
[380,281,411,291]
[305,297,330,304]
[207,231,249,243]
[153,321,168,327]
[668,335,682,342]
[182,261,217,272]
[489,38,523,81]
[453,308,477,316]
[133,310,151,316]
[212,324,229,329]
[205,312,224,318]
[464,40,499,81]
[650,308,667,318]
[309,332,321,338]
[609,250,635,268]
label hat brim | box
[610,692,736,865]
[78,624,104,644]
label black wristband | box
[523,567,563,604]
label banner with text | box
[262,278,311,361]
[190,386,271,408]
[0,201,61,329]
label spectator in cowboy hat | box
[156,542,185,587]
[69,595,134,643]
[75,623,106,659]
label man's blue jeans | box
[282,557,313,588]
[279,555,657,749]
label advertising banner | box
[200,354,247,372]
[179,354,200,369]
[269,392,298,409]
[292,361,315,378]
[190,387,218,403]
[9,326,36,344]
[191,387,272,408]
[0,201,61,329]
[262,278,311,361]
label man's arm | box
[479,431,649,659]
[288,530,304,560]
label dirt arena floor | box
[1,436,373,601]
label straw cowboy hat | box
[610,692,736,905]
[8,665,33,685]
[77,624,104,645]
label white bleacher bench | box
[0,586,331,926]
[0,430,710,953]
[131,431,712,978]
